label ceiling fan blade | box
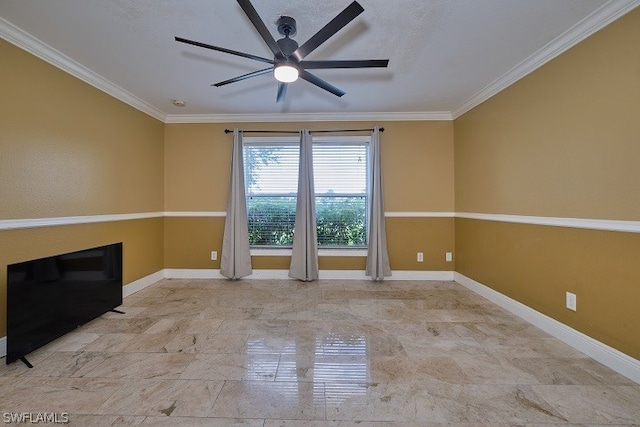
[292,1,364,62]
[276,82,288,103]
[299,69,345,97]
[236,0,284,59]
[213,67,273,87]
[300,59,389,69]
[175,36,273,65]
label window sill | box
[250,248,367,257]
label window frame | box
[243,135,371,253]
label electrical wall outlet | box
[417,252,424,262]
[211,251,218,261]
[445,252,453,262]
[566,291,577,311]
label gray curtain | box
[220,129,253,279]
[366,126,391,280]
[289,129,319,281]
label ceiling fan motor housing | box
[277,37,299,57]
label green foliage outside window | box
[316,197,366,246]
[247,197,296,246]
[247,197,366,247]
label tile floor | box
[1,278,639,426]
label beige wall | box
[164,123,232,212]
[5,6,638,363]
[164,121,455,271]
[455,8,640,220]
[0,40,165,336]
[454,8,640,359]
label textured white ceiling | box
[1,0,638,121]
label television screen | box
[6,243,123,365]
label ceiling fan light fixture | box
[274,64,299,83]
[175,0,388,103]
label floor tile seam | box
[530,383,640,416]
[418,384,568,426]
[65,414,148,421]
[517,384,574,424]
[89,379,227,418]
[199,319,225,336]
[202,378,226,417]
[90,411,235,419]
[173,350,258,355]
[209,380,327,420]
[90,376,226,384]
[79,373,186,381]
[63,376,133,415]
[77,351,196,379]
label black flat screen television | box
[6,242,123,365]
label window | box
[313,138,368,246]
[244,139,299,246]
[244,136,369,248]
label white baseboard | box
[164,268,454,281]
[123,270,165,297]
[454,272,640,385]
[0,336,5,359]
[386,270,454,281]
[164,268,227,279]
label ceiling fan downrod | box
[276,16,299,56]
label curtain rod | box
[224,127,384,134]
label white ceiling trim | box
[451,0,640,119]
[164,111,452,124]
[0,16,166,122]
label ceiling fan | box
[175,0,389,103]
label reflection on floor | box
[1,278,639,426]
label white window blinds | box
[244,137,369,247]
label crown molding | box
[0,17,167,122]
[451,0,640,119]
[4,0,638,124]
[1,20,446,124]
[164,111,453,124]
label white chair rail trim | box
[456,212,640,234]
[0,212,164,231]
[3,211,639,233]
